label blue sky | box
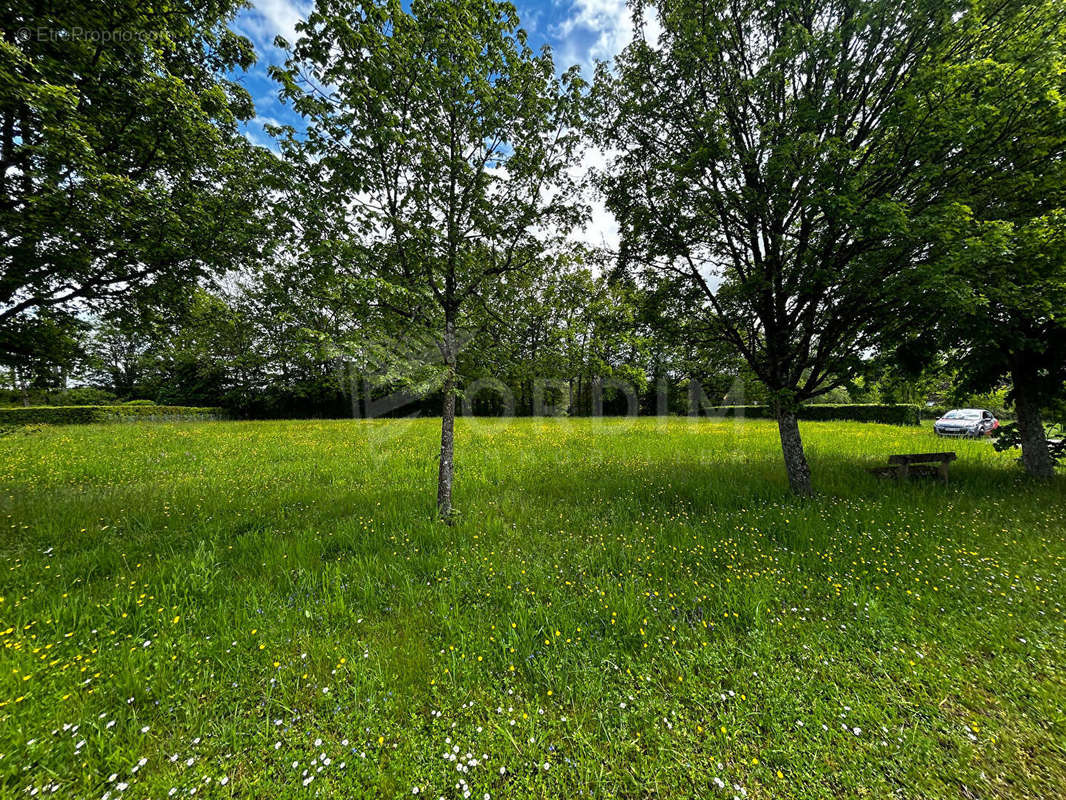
[231,0,638,152]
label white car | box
[933,408,999,438]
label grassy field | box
[0,417,1063,799]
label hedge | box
[0,405,225,426]
[700,403,920,425]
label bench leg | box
[938,462,949,485]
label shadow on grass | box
[487,446,1064,521]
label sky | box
[230,0,641,248]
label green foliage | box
[922,393,1014,421]
[0,404,223,426]
[598,0,968,405]
[0,0,279,357]
[271,0,586,350]
[698,404,920,425]
[0,386,116,407]
[891,1,1066,456]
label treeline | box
[6,266,1006,422]
[11,265,756,418]
[5,266,1005,421]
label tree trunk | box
[15,368,28,407]
[1012,366,1054,478]
[437,323,457,521]
[776,406,813,496]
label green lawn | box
[0,418,1063,799]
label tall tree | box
[272,0,585,518]
[0,0,275,356]
[900,2,1066,477]
[597,0,1037,494]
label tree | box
[597,0,1055,494]
[0,0,275,357]
[272,0,585,518]
[929,216,1066,476]
[0,311,82,404]
[899,3,1066,477]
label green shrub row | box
[701,403,921,425]
[0,405,225,426]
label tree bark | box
[776,406,813,496]
[1012,366,1054,478]
[437,323,457,521]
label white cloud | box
[552,0,662,255]
[556,0,631,67]
[570,146,619,251]
[554,0,661,75]
[237,0,312,52]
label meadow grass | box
[0,417,1063,799]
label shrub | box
[0,405,225,426]
[700,403,920,425]
[921,406,949,420]
[57,387,119,406]
[796,404,921,425]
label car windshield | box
[943,410,981,420]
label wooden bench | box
[870,452,957,483]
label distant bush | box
[700,404,921,425]
[0,405,225,426]
[122,399,157,406]
[921,406,948,420]
[62,388,120,406]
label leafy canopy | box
[0,0,276,355]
